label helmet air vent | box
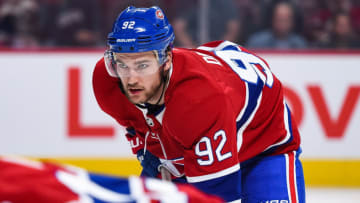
[155,32,166,40]
[137,35,151,43]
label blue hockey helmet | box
[105,6,174,77]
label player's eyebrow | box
[134,60,150,65]
[114,59,125,64]
[114,59,150,65]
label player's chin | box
[128,94,146,104]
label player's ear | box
[163,52,172,72]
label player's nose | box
[128,67,141,77]
[127,72,139,85]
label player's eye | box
[137,63,149,70]
[117,63,128,69]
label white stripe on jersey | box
[263,100,292,152]
[293,151,299,203]
[197,41,242,52]
[285,153,291,203]
[228,199,242,203]
[129,176,149,203]
[186,164,240,183]
[196,45,214,51]
[144,178,188,202]
[285,151,299,203]
[236,83,264,152]
[155,107,166,125]
[235,82,248,152]
[236,82,249,122]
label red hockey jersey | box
[93,41,300,199]
[0,156,223,203]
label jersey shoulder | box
[164,48,233,148]
[197,40,271,68]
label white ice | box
[306,188,360,203]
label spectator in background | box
[233,0,263,45]
[297,0,332,47]
[320,12,360,49]
[0,0,40,48]
[38,0,64,46]
[296,0,360,48]
[261,0,304,35]
[172,0,240,48]
[246,1,307,49]
[52,0,101,47]
[350,0,360,36]
[328,0,360,46]
[0,0,17,46]
[12,0,40,48]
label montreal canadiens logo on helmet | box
[156,10,164,19]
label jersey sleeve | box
[164,78,242,202]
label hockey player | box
[93,6,305,203]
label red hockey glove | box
[125,127,144,154]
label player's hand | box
[136,149,162,178]
[125,127,144,154]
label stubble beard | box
[126,75,163,105]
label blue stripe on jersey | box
[285,104,294,144]
[222,44,241,51]
[235,60,264,130]
[173,176,188,183]
[88,173,131,194]
[90,197,135,203]
[192,169,242,202]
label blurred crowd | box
[0,0,360,49]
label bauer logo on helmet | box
[116,39,136,43]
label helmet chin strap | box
[154,69,168,105]
[150,62,169,105]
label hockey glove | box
[136,149,162,178]
[125,127,144,154]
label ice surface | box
[306,188,360,203]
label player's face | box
[114,51,169,104]
[272,3,293,37]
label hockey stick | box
[159,165,172,181]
